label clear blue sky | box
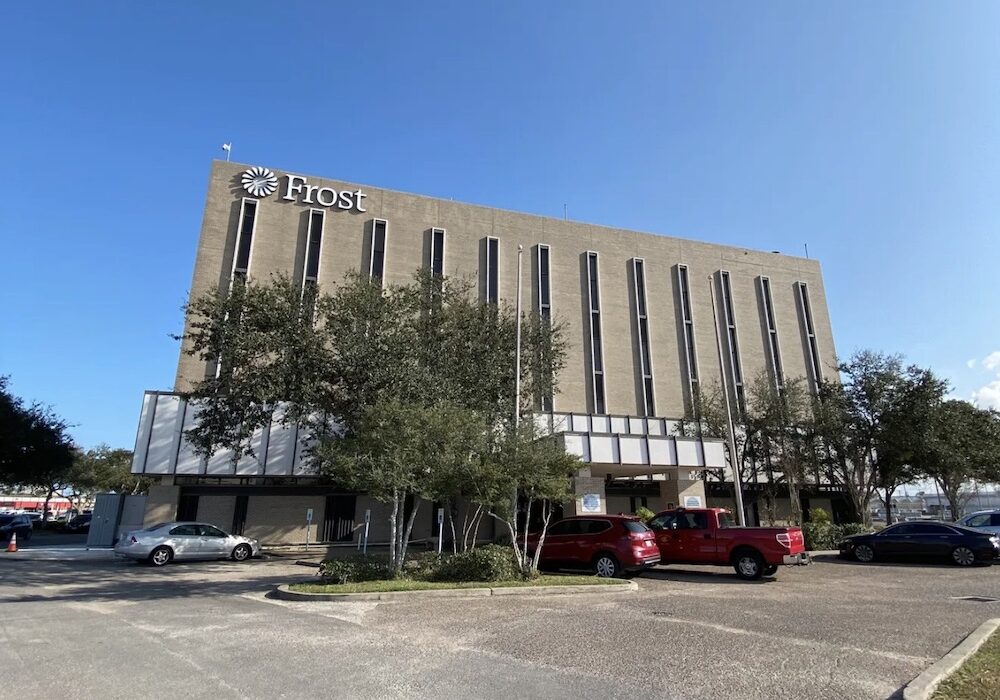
[2,2,998,451]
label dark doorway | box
[232,495,249,535]
[177,494,199,522]
[321,495,356,542]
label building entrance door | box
[321,495,356,542]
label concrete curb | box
[902,617,1000,700]
[272,579,638,602]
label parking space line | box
[650,615,935,665]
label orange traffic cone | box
[6,532,16,552]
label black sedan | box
[840,521,1000,566]
[0,514,33,541]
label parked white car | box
[958,510,1000,536]
[115,522,261,566]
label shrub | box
[808,507,831,524]
[634,506,655,523]
[410,551,442,580]
[318,554,395,584]
[802,522,875,550]
[802,522,837,551]
[429,544,521,582]
[840,523,872,538]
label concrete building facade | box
[131,161,838,544]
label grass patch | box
[290,575,623,594]
[932,628,1000,700]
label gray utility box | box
[86,493,147,547]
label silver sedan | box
[115,522,261,566]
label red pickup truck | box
[647,507,809,580]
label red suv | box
[527,515,660,577]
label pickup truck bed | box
[648,508,809,580]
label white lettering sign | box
[283,174,366,212]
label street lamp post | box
[708,275,747,527]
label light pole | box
[708,275,747,527]
[514,244,524,429]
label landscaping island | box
[932,627,1000,700]
[290,575,619,595]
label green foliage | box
[801,522,874,550]
[318,555,395,584]
[839,523,870,538]
[815,351,949,527]
[178,269,581,575]
[0,376,75,497]
[71,445,148,496]
[808,507,831,524]
[919,400,1000,520]
[428,544,522,582]
[634,506,655,523]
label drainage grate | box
[949,596,1000,603]
[652,611,672,617]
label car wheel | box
[763,565,778,576]
[733,550,765,580]
[854,544,875,563]
[149,546,173,567]
[952,546,976,567]
[593,553,620,578]
[231,543,252,562]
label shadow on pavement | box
[637,567,778,584]
[0,558,316,605]
[812,554,996,571]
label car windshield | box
[622,520,650,533]
[142,522,171,532]
[0,516,14,525]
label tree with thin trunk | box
[0,377,75,519]
[919,400,1000,521]
[315,400,486,574]
[176,268,569,566]
[816,351,947,527]
[466,421,580,577]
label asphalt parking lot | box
[0,554,997,699]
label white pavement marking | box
[651,614,936,665]
[64,600,250,699]
[239,591,380,626]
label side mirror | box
[670,522,679,530]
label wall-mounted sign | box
[581,493,601,513]
[240,167,367,212]
[683,495,703,508]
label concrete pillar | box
[143,484,180,526]
[566,468,607,515]
[655,470,708,511]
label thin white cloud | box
[973,380,1000,410]
[966,358,977,369]
[983,351,1000,373]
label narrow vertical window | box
[719,271,746,415]
[537,244,553,412]
[430,227,446,276]
[758,276,785,394]
[632,258,655,416]
[369,219,387,285]
[484,237,499,303]
[676,264,700,409]
[302,209,324,294]
[797,281,823,393]
[231,198,258,285]
[587,251,606,414]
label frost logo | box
[241,166,279,198]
